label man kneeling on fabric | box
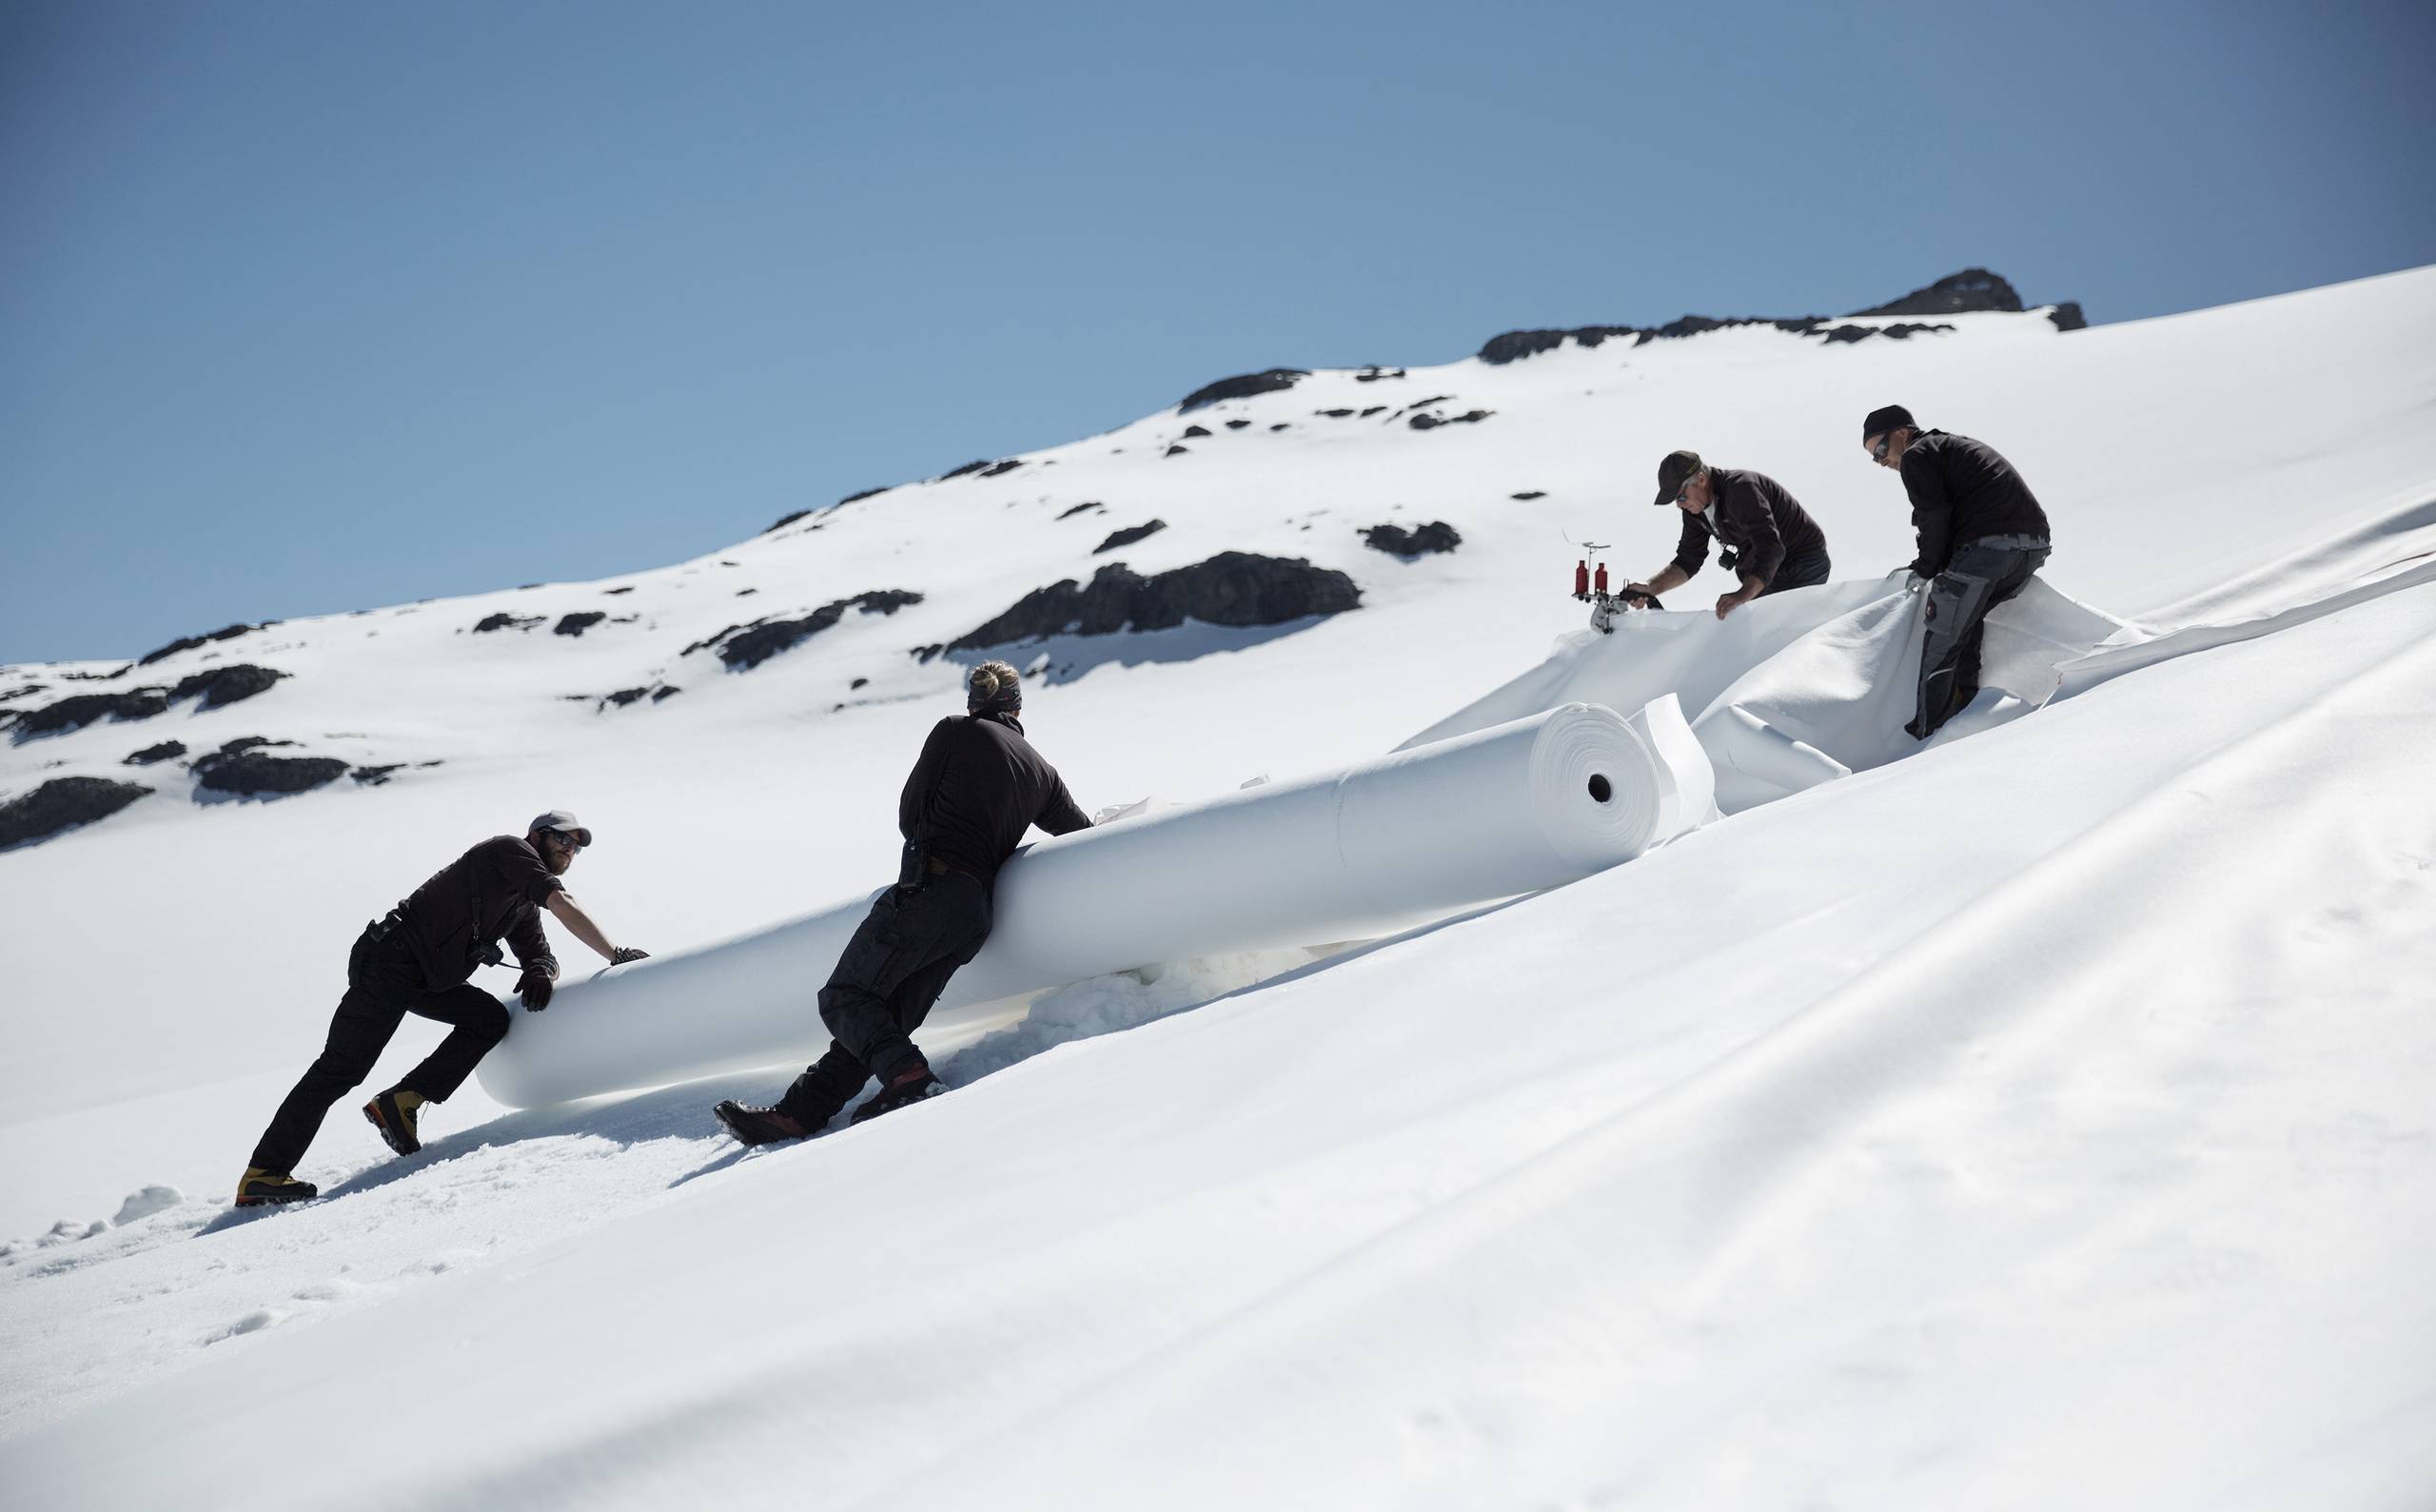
[1861,403,2055,739]
[1623,450,1834,619]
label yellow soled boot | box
[235,1168,319,1208]
[362,1089,427,1156]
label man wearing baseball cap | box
[1860,404,2053,737]
[235,811,649,1207]
[1621,450,1833,619]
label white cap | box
[529,810,592,846]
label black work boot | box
[713,1101,815,1148]
[363,1088,425,1156]
[236,1168,319,1208]
[849,1068,948,1126]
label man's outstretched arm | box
[546,890,640,964]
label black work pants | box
[1910,539,2052,739]
[1760,546,1832,596]
[779,873,992,1125]
[249,929,509,1173]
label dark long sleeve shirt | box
[899,712,1090,880]
[1897,430,2053,577]
[389,835,563,991]
[1668,467,1828,589]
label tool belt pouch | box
[896,839,929,893]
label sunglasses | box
[543,829,590,851]
[1870,434,1896,461]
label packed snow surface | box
[4,266,2435,1509]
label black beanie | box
[1862,404,1915,440]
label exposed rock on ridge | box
[953,553,1360,650]
[1177,369,1310,413]
[1478,269,2084,364]
[0,776,152,851]
[685,590,925,671]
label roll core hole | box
[1587,774,1613,804]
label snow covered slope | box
[4,266,2434,1509]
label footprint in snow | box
[205,1308,286,1345]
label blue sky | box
[6,0,2431,664]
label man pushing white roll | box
[480,696,1707,1111]
[714,660,1092,1143]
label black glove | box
[517,967,556,1011]
[610,946,650,965]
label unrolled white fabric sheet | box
[1408,578,2128,814]
[479,698,1714,1108]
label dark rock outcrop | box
[11,690,171,740]
[1478,326,1644,364]
[1095,520,1168,554]
[938,459,996,481]
[766,509,814,534]
[2048,303,2088,332]
[1164,444,1189,457]
[1817,321,1955,344]
[1408,409,1491,431]
[1362,521,1463,558]
[838,485,891,506]
[952,553,1360,650]
[1511,490,1546,501]
[169,663,285,711]
[598,683,680,711]
[473,613,542,634]
[1057,501,1106,520]
[350,759,445,786]
[1178,368,1309,413]
[1354,366,1406,383]
[685,590,926,671]
[980,460,1025,479]
[1182,424,1212,439]
[1,776,152,850]
[1849,267,2022,317]
[1224,419,1251,430]
[554,612,608,638]
[125,740,187,766]
[1476,271,2077,364]
[137,622,262,667]
[216,736,294,755]
[192,748,348,798]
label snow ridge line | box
[855,585,2436,1509]
[2137,488,2436,627]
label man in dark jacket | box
[1862,404,2055,738]
[716,660,1091,1144]
[1623,451,1833,619]
[236,812,649,1207]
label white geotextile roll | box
[480,700,1699,1108]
